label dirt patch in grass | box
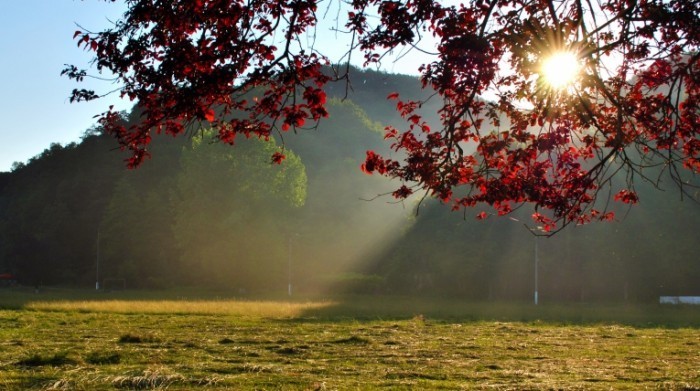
[118,333,160,344]
[333,335,371,344]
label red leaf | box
[614,190,639,204]
[408,114,421,124]
[392,185,413,198]
[204,109,215,122]
[271,152,285,164]
[361,150,383,174]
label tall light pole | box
[509,217,542,305]
[287,235,292,297]
[95,230,100,291]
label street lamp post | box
[288,236,292,297]
[534,235,539,305]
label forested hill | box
[0,67,417,292]
[1,69,699,301]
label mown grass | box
[0,289,699,389]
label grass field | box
[1,288,699,390]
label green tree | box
[173,131,306,290]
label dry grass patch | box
[111,369,185,390]
[24,299,334,318]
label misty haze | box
[3,68,698,302]
[1,0,700,389]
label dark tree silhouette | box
[65,0,699,231]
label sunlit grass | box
[24,299,335,318]
[1,305,699,389]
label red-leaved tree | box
[65,0,699,232]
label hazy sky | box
[0,1,437,173]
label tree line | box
[2,69,699,301]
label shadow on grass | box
[291,295,700,329]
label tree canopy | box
[66,0,699,231]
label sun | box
[540,51,580,90]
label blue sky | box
[0,1,437,173]
[0,1,130,172]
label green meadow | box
[1,288,699,390]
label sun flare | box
[540,51,580,90]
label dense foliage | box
[0,88,401,292]
[66,0,699,231]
